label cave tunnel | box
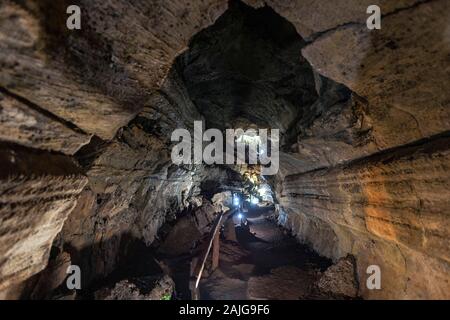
[0,0,449,303]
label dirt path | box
[199,206,333,300]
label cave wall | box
[279,135,450,299]
[0,144,87,292]
[268,0,450,299]
[0,0,449,299]
[0,0,228,141]
[178,1,318,134]
[0,0,230,297]
[176,0,450,299]
[0,61,236,298]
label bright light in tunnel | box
[233,194,240,206]
[250,196,259,204]
[237,213,243,219]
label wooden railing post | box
[211,229,220,271]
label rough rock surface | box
[302,0,450,152]
[0,0,228,140]
[212,191,232,212]
[0,91,91,155]
[95,275,174,300]
[30,251,72,300]
[52,64,242,290]
[248,266,317,300]
[0,143,87,292]
[201,269,248,300]
[316,256,359,298]
[0,0,449,301]
[158,201,217,256]
[244,0,425,40]
[279,135,450,299]
[179,1,317,134]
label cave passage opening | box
[157,0,347,300]
[59,0,352,301]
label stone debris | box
[316,256,359,298]
[95,275,174,300]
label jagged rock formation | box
[0,0,448,300]
[0,143,87,293]
[95,275,174,300]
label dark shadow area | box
[60,233,164,299]
[176,0,318,135]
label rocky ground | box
[199,206,359,300]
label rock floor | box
[199,206,338,300]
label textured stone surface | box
[158,201,217,256]
[245,0,425,39]
[248,266,316,300]
[0,91,91,155]
[264,0,450,300]
[0,0,449,301]
[316,256,358,298]
[277,85,371,178]
[180,1,317,133]
[279,135,450,299]
[0,0,228,140]
[30,251,72,299]
[275,1,450,179]
[95,275,174,300]
[0,143,87,291]
[53,66,243,289]
[302,0,450,151]
[212,191,232,212]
